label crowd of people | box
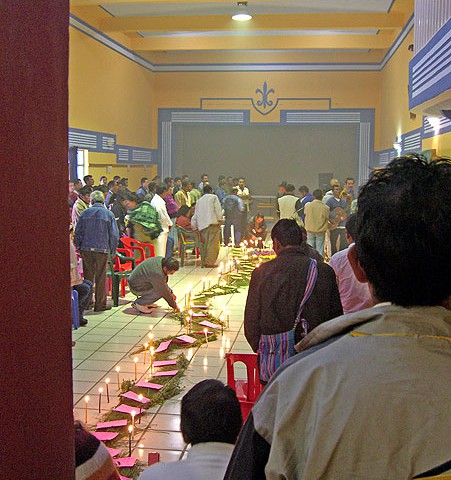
[70,155,450,479]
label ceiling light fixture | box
[232,2,252,22]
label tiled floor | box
[72,247,253,469]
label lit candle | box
[143,343,149,364]
[105,378,110,403]
[202,277,206,291]
[128,425,134,457]
[184,290,188,307]
[187,288,192,307]
[134,357,139,381]
[207,278,211,289]
[84,395,89,424]
[230,225,235,246]
[98,387,103,413]
[185,315,190,334]
[148,332,154,348]
[115,366,121,389]
[150,346,155,374]
[131,409,136,427]
[138,394,143,424]
[204,328,209,344]
[227,310,230,329]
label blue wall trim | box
[409,18,451,109]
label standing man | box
[237,177,251,239]
[71,185,91,230]
[222,187,244,246]
[105,180,119,207]
[128,256,180,313]
[325,184,349,255]
[304,189,330,257]
[341,176,356,204]
[198,173,209,192]
[277,184,303,226]
[136,177,149,199]
[295,185,314,222]
[83,174,94,189]
[191,184,223,268]
[150,184,173,257]
[225,155,451,480]
[174,180,192,208]
[74,191,119,312]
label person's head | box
[238,177,246,189]
[115,190,128,207]
[161,257,179,275]
[329,178,340,188]
[218,175,226,184]
[77,186,91,203]
[113,175,121,182]
[226,176,234,186]
[278,181,287,195]
[120,177,128,188]
[99,175,108,186]
[271,219,302,254]
[219,179,227,189]
[180,379,242,446]
[164,176,174,188]
[190,182,198,190]
[151,175,161,184]
[344,213,357,244]
[201,173,208,183]
[107,180,119,192]
[73,179,83,191]
[181,180,191,192]
[148,182,157,194]
[140,177,149,188]
[345,177,355,191]
[177,204,191,218]
[174,176,182,187]
[255,213,264,225]
[83,175,94,187]
[90,190,105,205]
[349,154,451,307]
[182,174,189,182]
[125,191,142,209]
[69,180,75,193]
[233,177,239,186]
[298,185,309,197]
[332,184,341,198]
[230,186,239,195]
[285,184,295,194]
[203,184,213,195]
[155,183,168,197]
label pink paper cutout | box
[176,335,196,344]
[193,331,213,336]
[120,477,133,480]
[121,391,150,403]
[152,369,178,377]
[152,359,177,367]
[114,457,137,468]
[96,420,128,430]
[198,320,220,329]
[114,404,143,415]
[92,431,118,441]
[192,304,208,309]
[106,447,122,458]
[135,380,164,390]
[155,340,172,353]
[192,312,207,318]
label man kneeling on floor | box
[129,256,180,313]
[139,379,243,480]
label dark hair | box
[312,189,323,200]
[174,176,181,182]
[182,174,189,181]
[203,184,213,194]
[107,180,117,189]
[181,180,190,189]
[285,184,295,193]
[299,185,309,193]
[163,176,173,185]
[151,175,160,182]
[355,154,451,306]
[278,181,287,188]
[120,177,128,183]
[345,177,355,183]
[155,183,167,195]
[148,182,157,193]
[219,179,227,187]
[201,173,208,179]
[161,257,179,272]
[125,192,142,204]
[177,205,190,217]
[116,190,128,203]
[345,213,358,239]
[113,175,120,181]
[74,178,82,185]
[78,186,92,198]
[140,177,148,184]
[83,175,93,183]
[218,175,226,183]
[181,379,242,445]
[271,219,302,246]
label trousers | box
[81,251,108,309]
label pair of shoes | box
[94,304,112,312]
[203,264,219,268]
[80,318,88,326]
[132,302,154,314]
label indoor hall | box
[2,1,451,479]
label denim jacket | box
[74,203,119,255]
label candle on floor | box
[131,410,136,427]
[143,343,149,364]
[150,347,155,374]
[105,378,110,403]
[204,328,209,344]
[115,366,121,390]
[138,394,143,424]
[98,387,103,413]
[202,277,206,291]
[128,425,134,457]
[134,357,139,381]
[231,225,235,246]
[227,310,230,329]
[148,332,154,348]
[84,395,89,424]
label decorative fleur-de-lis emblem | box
[252,82,278,115]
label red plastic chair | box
[121,237,155,264]
[224,353,263,420]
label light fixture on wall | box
[393,138,402,155]
[232,2,253,21]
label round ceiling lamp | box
[232,2,253,21]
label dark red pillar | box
[0,2,74,478]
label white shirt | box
[151,194,172,232]
[191,194,222,231]
[139,442,234,480]
[236,186,250,211]
[277,194,303,226]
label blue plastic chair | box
[71,289,80,329]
